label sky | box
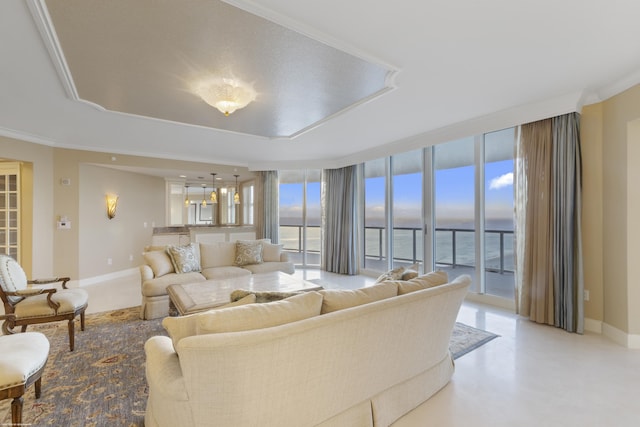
[279,160,514,229]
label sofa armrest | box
[279,252,290,262]
[144,336,189,401]
[140,264,154,282]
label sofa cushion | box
[195,291,323,334]
[162,294,257,348]
[141,272,206,297]
[318,281,398,314]
[397,270,449,295]
[261,242,284,262]
[166,243,201,273]
[234,240,263,266]
[201,266,251,280]
[143,250,175,278]
[199,242,237,269]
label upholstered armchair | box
[0,314,49,426]
[0,254,88,351]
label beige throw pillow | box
[234,240,263,266]
[374,266,405,283]
[397,270,449,295]
[143,250,175,277]
[166,243,201,274]
[196,291,323,334]
[261,241,284,262]
[162,294,256,349]
[318,281,398,314]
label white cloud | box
[489,173,513,190]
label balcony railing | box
[279,225,514,274]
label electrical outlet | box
[107,258,112,266]
[129,254,134,261]
[584,290,590,301]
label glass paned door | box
[433,137,476,283]
[0,163,20,261]
[484,128,516,299]
[363,158,387,271]
[391,150,423,269]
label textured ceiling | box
[2,0,640,174]
[44,0,393,139]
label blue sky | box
[280,159,514,226]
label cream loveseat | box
[144,271,470,427]
[140,240,294,319]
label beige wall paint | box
[580,103,604,323]
[592,84,640,334]
[627,119,640,335]
[79,164,164,277]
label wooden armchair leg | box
[11,396,23,425]
[80,311,86,331]
[35,377,42,399]
[67,318,75,352]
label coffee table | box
[167,271,323,316]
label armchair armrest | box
[28,277,71,289]
[5,288,60,311]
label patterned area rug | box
[0,307,497,426]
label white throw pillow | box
[261,241,284,262]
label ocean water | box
[279,224,515,272]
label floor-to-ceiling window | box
[279,170,321,267]
[483,128,515,299]
[433,137,477,283]
[363,158,387,271]
[392,150,423,269]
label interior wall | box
[79,164,164,278]
[627,119,640,335]
[580,103,604,324]
[600,84,640,335]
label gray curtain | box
[515,112,583,333]
[255,170,279,242]
[322,165,358,275]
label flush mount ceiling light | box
[192,77,257,116]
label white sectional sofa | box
[139,240,295,320]
[144,272,470,427]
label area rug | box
[0,307,497,426]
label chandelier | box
[192,77,256,116]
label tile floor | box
[83,269,640,427]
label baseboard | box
[75,268,139,287]
[602,322,640,349]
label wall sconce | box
[106,193,119,219]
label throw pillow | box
[143,250,175,277]
[401,263,420,280]
[397,270,449,295]
[374,266,406,283]
[318,281,398,314]
[234,240,263,266]
[261,241,284,262]
[230,289,302,303]
[162,294,256,349]
[196,291,323,334]
[166,243,201,274]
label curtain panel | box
[515,112,583,333]
[322,165,358,275]
[255,171,279,242]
